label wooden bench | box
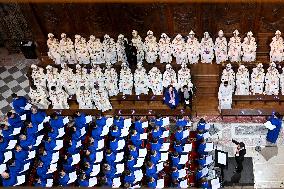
[232,95,284,105]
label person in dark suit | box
[179,85,193,110]
[124,40,137,70]
[232,139,246,173]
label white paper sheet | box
[138,148,147,158]
[89,177,97,187]
[140,133,147,140]
[27,150,36,160]
[34,135,44,147]
[160,143,170,152]
[201,167,209,177]
[71,153,80,166]
[56,127,65,138]
[51,151,60,164]
[156,179,164,189]
[205,155,214,165]
[63,117,69,125]
[161,130,169,138]
[97,139,104,150]
[7,140,17,150]
[179,154,188,164]
[142,121,148,128]
[46,179,53,187]
[85,115,92,124]
[106,117,113,127]
[178,169,187,178]
[76,140,82,148]
[14,175,25,186]
[95,151,104,163]
[90,164,100,176]
[186,121,192,126]
[162,117,169,127]
[183,143,192,152]
[124,118,132,128]
[217,151,227,165]
[47,163,57,174]
[3,151,12,163]
[179,179,188,188]
[100,125,110,136]
[121,128,129,137]
[80,127,86,137]
[211,178,221,189]
[205,142,214,152]
[54,140,63,150]
[205,123,210,130]
[0,164,6,174]
[37,123,44,132]
[112,177,121,188]
[24,103,32,110]
[134,170,143,182]
[114,152,124,163]
[134,157,144,168]
[156,162,164,172]
[202,132,210,140]
[67,171,77,184]
[182,130,190,139]
[264,121,276,130]
[117,139,125,150]
[20,114,26,121]
[43,116,50,123]
[10,127,21,136]
[159,152,168,162]
[115,163,124,174]
[19,162,30,173]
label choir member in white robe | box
[59,33,76,64]
[132,30,144,63]
[31,64,46,88]
[162,64,177,88]
[172,34,187,64]
[47,33,61,65]
[29,85,50,109]
[119,62,133,95]
[221,63,236,90]
[104,63,119,97]
[250,63,265,95]
[158,33,172,64]
[60,63,77,96]
[49,86,69,109]
[270,30,284,63]
[186,30,200,64]
[200,32,214,64]
[75,64,89,89]
[280,67,284,95]
[116,34,127,63]
[235,65,250,95]
[241,31,257,62]
[228,30,242,62]
[214,30,228,64]
[144,30,158,64]
[178,63,192,90]
[134,62,149,95]
[89,64,104,89]
[45,65,60,90]
[148,67,163,95]
[103,34,117,64]
[87,35,105,64]
[76,86,93,109]
[98,88,112,112]
[265,62,280,95]
[218,81,233,112]
[74,35,90,64]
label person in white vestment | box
[162,64,177,88]
[76,86,93,109]
[178,63,192,90]
[103,34,117,64]
[200,32,214,64]
[172,34,187,64]
[144,30,158,64]
[87,35,105,64]
[235,65,250,95]
[47,33,61,65]
[89,64,104,90]
[116,34,127,63]
[59,33,76,64]
[186,30,200,64]
[228,30,242,62]
[29,85,50,109]
[45,65,60,91]
[270,30,284,63]
[214,30,228,64]
[250,63,265,95]
[265,62,280,95]
[104,63,119,97]
[49,86,69,109]
[91,84,112,112]
[134,62,149,95]
[148,67,163,95]
[74,35,90,64]
[119,62,133,95]
[221,63,236,90]
[60,63,77,97]
[158,33,172,64]
[31,64,46,88]
[132,30,144,63]
[218,81,233,112]
[280,67,284,95]
[241,31,257,62]
[75,64,89,89]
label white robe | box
[218,84,233,111]
[119,68,133,95]
[89,66,104,89]
[116,40,127,63]
[172,38,187,64]
[250,68,265,94]
[270,36,284,62]
[46,68,61,90]
[87,39,105,64]
[158,38,172,64]
[31,68,46,88]
[28,86,50,109]
[75,43,90,64]
[75,69,90,89]
[162,69,177,88]
[59,38,76,64]
[186,37,200,64]
[242,37,257,62]
[148,67,163,95]
[178,68,192,90]
[104,68,119,97]
[92,88,112,112]
[228,37,242,62]
[221,69,236,90]
[103,38,117,64]
[60,67,77,96]
[134,67,149,95]
[144,36,158,64]
[49,88,69,109]
[280,72,284,95]
[200,37,214,63]
[76,88,93,109]
[214,37,228,64]
[47,38,61,65]
[235,70,250,95]
[132,36,144,62]
[265,69,280,95]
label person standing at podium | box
[232,139,246,173]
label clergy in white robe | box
[87,35,105,64]
[74,35,90,64]
[31,64,46,88]
[158,33,172,64]
[280,67,284,95]
[214,30,228,64]
[218,81,233,112]
[162,64,177,88]
[29,85,50,109]
[228,30,242,62]
[221,63,236,90]
[270,30,284,63]
[178,63,192,90]
[200,32,214,64]
[144,30,158,64]
[148,67,163,95]
[134,62,149,95]
[47,33,61,65]
[235,65,250,95]
[76,86,93,109]
[49,86,69,109]
[59,33,76,64]
[172,34,187,64]
[250,63,265,95]
[119,62,133,95]
[132,30,144,63]
[265,62,280,95]
[104,63,119,97]
[116,34,127,63]
[98,88,112,112]
[60,63,77,96]
[186,30,200,64]
[75,64,89,89]
[89,64,104,90]
[103,34,117,64]
[241,31,257,62]
[46,65,60,90]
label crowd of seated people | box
[0,94,220,188]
